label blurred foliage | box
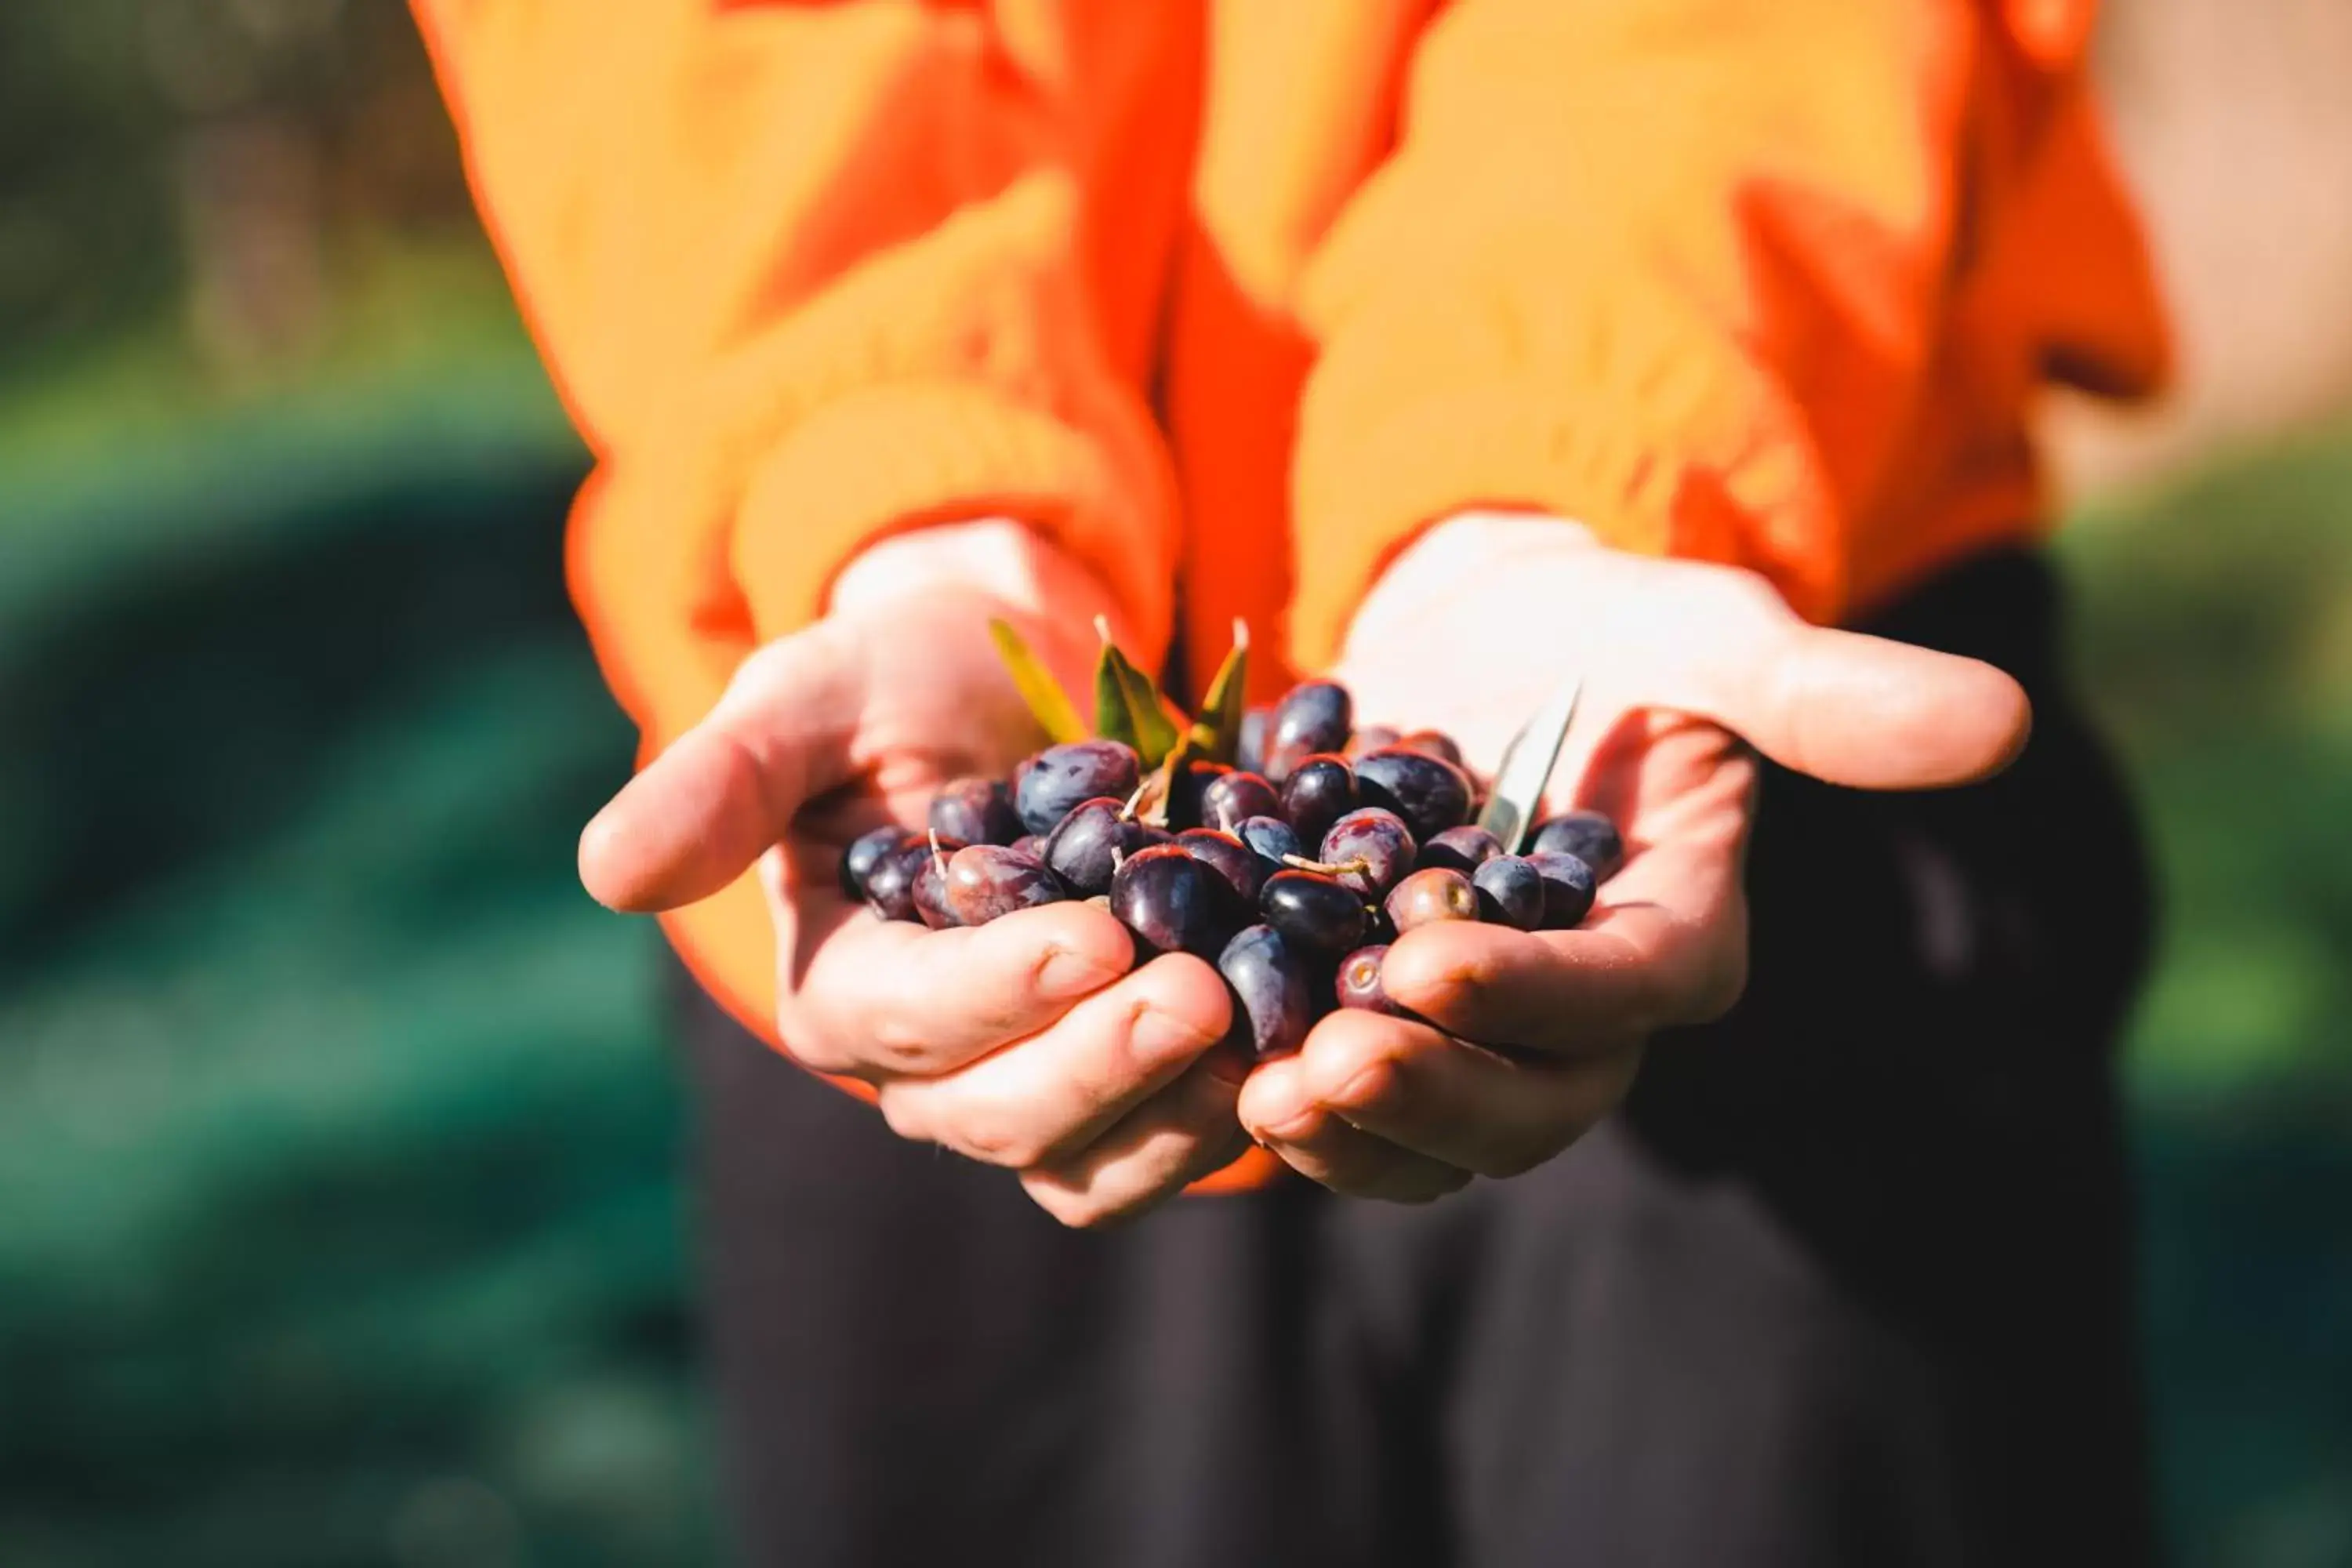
[0,325,717,1562]
[0,0,474,384]
[2061,438,2352,1100]
[2054,439,2352,1568]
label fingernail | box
[1038,944,1122,998]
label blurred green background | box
[1,4,2346,1566]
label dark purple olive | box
[1261,869,1369,955]
[1010,833,1047,859]
[1178,827,1269,913]
[1385,867,1479,933]
[1014,739,1142,837]
[1234,815,1303,873]
[1336,944,1407,1016]
[1043,797,1148,897]
[1527,850,1599,930]
[840,825,916,902]
[1530,811,1624,882]
[1280,753,1358,849]
[1262,681,1353,782]
[928,776,1022,846]
[1218,924,1316,1059]
[1352,746,1473,844]
[1110,844,1226,956]
[1472,855,1546,931]
[912,835,971,928]
[1318,808,1416,899]
[1200,769,1281,833]
[1236,706,1273,776]
[945,843,1064,925]
[1417,824,1502,875]
[1396,730,1465,769]
[862,842,929,923]
[1348,724,1400,757]
[1163,759,1232,831]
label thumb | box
[579,622,866,912]
[1668,580,2033,790]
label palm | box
[768,586,1103,965]
[1330,548,1780,1056]
[1232,514,2030,1200]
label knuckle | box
[945,1102,1053,1170]
[778,1008,856,1077]
[1052,1196,1120,1230]
[1022,1177,1116,1230]
[875,1087,931,1145]
[863,1011,941,1075]
[784,1033,851,1077]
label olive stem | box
[1281,852,1372,879]
[927,827,947,876]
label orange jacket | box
[416,0,2167,1071]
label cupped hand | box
[579,522,1244,1226]
[1237,511,2033,1200]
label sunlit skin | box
[578,521,1249,1228]
[1235,512,2032,1200]
[577,514,2031,1225]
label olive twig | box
[1281,852,1372,880]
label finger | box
[1261,1010,1639,1178]
[1378,903,1743,1057]
[579,624,863,913]
[1658,572,2032,790]
[1019,1060,1254,1229]
[1384,741,1749,1056]
[873,953,1232,1164]
[780,887,1143,1080]
[1238,1056,1471,1203]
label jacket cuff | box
[731,379,1179,667]
[1289,354,1841,671]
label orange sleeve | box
[412,1,1197,1039]
[1285,0,2055,661]
[412,0,1194,742]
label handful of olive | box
[837,625,1620,1061]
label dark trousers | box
[677,549,2157,1568]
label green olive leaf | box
[1092,616,1181,768]
[1188,618,1250,764]
[987,618,1089,746]
[1092,641,1143,757]
[1137,729,1198,828]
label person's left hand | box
[1236,512,2034,1200]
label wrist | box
[1345,510,1599,660]
[829,518,1130,642]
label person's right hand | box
[576,521,1244,1227]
